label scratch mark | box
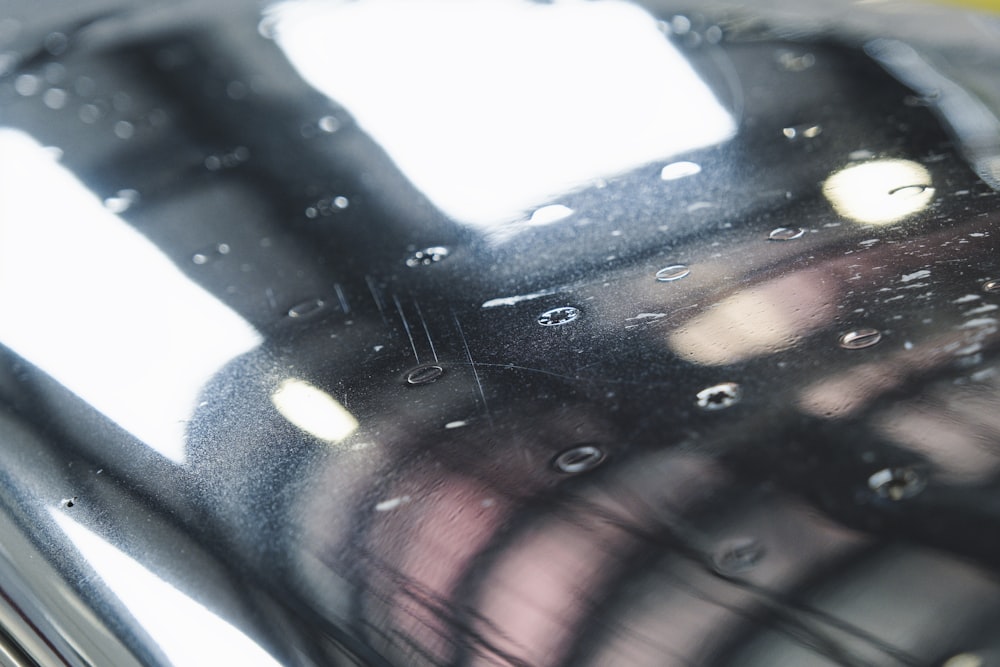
[365,275,388,324]
[453,311,493,427]
[393,294,420,363]
[413,300,438,362]
[334,283,350,314]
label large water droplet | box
[867,467,925,501]
[103,189,140,214]
[406,246,449,267]
[528,204,574,225]
[537,306,580,326]
[839,328,882,350]
[982,279,1000,294]
[287,298,326,319]
[553,445,605,474]
[768,227,804,241]
[660,161,701,181]
[712,538,764,575]
[406,364,444,385]
[696,382,741,410]
[655,264,690,282]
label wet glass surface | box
[2,0,1000,665]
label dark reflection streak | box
[562,490,920,667]
[356,546,533,667]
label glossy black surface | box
[2,1,1000,665]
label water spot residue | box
[868,467,925,500]
[696,382,741,410]
[712,538,764,575]
[406,246,449,267]
[287,297,325,318]
[782,124,821,140]
[528,204,574,225]
[405,364,444,385]
[839,328,882,350]
[768,227,804,241]
[901,269,931,283]
[375,496,411,512]
[553,445,605,474]
[655,264,690,282]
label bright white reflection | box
[267,0,735,227]
[51,511,282,667]
[823,159,934,224]
[271,378,358,443]
[0,129,262,464]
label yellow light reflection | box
[668,273,835,366]
[51,510,283,666]
[0,129,262,464]
[267,0,735,227]
[822,159,934,224]
[272,379,358,443]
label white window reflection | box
[50,510,282,667]
[0,129,262,464]
[823,159,934,225]
[271,378,359,443]
[267,0,736,227]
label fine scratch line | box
[453,312,493,427]
[413,300,438,362]
[334,283,350,314]
[365,275,388,325]
[393,294,420,363]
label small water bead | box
[659,161,701,181]
[655,264,690,282]
[867,467,925,501]
[712,538,764,575]
[983,279,1000,293]
[537,306,580,326]
[768,227,804,241]
[287,297,326,319]
[103,189,140,214]
[191,243,231,265]
[42,88,68,110]
[406,246,449,267]
[553,445,605,474]
[318,115,341,133]
[114,121,134,140]
[838,328,882,350]
[405,364,444,385]
[782,124,822,140]
[696,382,741,410]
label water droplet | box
[777,51,815,71]
[849,149,875,161]
[43,32,68,55]
[889,184,933,198]
[445,420,468,429]
[838,328,882,350]
[670,15,691,34]
[102,189,140,213]
[553,445,605,474]
[768,227,804,241]
[704,25,723,43]
[655,264,690,282]
[943,654,984,667]
[660,161,702,181]
[696,382,741,410]
[712,538,764,575]
[406,364,444,385]
[14,74,41,97]
[867,467,925,501]
[782,124,822,140]
[537,306,580,326]
[983,279,1000,293]
[287,298,326,319]
[42,88,67,110]
[528,204,574,225]
[114,120,134,140]
[318,115,340,133]
[332,195,349,209]
[406,246,449,267]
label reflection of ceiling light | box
[271,379,358,443]
[268,0,735,227]
[0,129,262,464]
[823,159,934,224]
[51,511,282,667]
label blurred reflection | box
[822,159,934,224]
[271,378,359,443]
[266,0,735,226]
[668,272,836,366]
[0,130,261,464]
[50,510,282,667]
